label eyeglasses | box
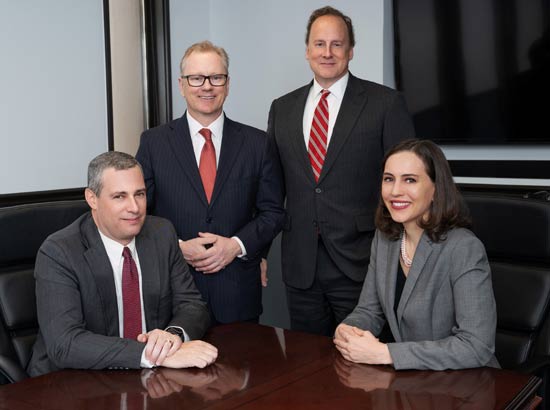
[181,74,228,87]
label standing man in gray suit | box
[267,6,415,336]
[28,152,217,377]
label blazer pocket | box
[355,213,375,232]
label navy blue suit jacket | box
[136,114,285,323]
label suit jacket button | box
[313,220,318,227]
[206,217,213,223]
[315,188,322,194]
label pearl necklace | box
[400,230,413,267]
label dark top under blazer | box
[344,228,499,370]
[136,114,285,323]
[267,74,415,289]
[27,213,209,377]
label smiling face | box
[381,151,436,234]
[179,50,229,126]
[306,15,354,89]
[85,166,146,245]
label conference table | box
[0,323,541,409]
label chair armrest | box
[0,355,29,383]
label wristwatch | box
[166,326,185,341]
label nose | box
[390,180,402,196]
[127,196,139,213]
[322,44,333,58]
[202,77,214,89]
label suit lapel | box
[81,215,120,337]
[318,74,368,183]
[168,115,209,205]
[289,84,317,184]
[384,238,401,341]
[209,116,245,206]
[396,233,434,324]
[135,225,160,331]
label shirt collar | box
[186,111,225,140]
[98,229,137,262]
[312,72,349,101]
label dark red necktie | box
[122,247,142,340]
[199,128,216,203]
[308,90,330,181]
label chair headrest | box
[0,200,88,267]
[463,193,550,263]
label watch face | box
[167,327,184,337]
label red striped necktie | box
[308,89,330,181]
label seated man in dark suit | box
[27,151,217,377]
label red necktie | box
[199,128,216,203]
[122,247,142,340]
[308,90,330,181]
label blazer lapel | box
[318,74,368,183]
[168,114,209,205]
[135,227,160,331]
[289,84,317,184]
[396,233,434,325]
[81,215,120,337]
[384,238,402,341]
[209,116,245,206]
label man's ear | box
[85,188,98,210]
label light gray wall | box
[0,0,109,195]
[170,0,392,128]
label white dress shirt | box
[302,72,349,148]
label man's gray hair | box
[87,151,142,196]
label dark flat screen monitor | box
[394,0,550,144]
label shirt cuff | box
[140,349,154,368]
[232,236,247,258]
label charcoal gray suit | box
[27,213,209,376]
[267,73,414,334]
[343,228,499,370]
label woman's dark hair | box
[375,139,471,242]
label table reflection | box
[334,355,496,409]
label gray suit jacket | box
[27,213,210,376]
[343,228,499,370]
[267,74,415,288]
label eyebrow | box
[110,188,146,196]
[382,172,420,177]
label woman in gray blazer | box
[334,139,498,370]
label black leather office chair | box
[464,192,550,407]
[0,200,88,383]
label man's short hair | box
[179,40,230,75]
[87,151,142,196]
[305,6,356,47]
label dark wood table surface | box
[0,323,541,409]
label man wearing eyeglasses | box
[136,41,284,325]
